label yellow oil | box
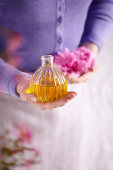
[26,78,67,102]
[25,56,68,102]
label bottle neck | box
[41,55,54,67]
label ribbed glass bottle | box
[29,55,67,102]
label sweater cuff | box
[80,33,104,50]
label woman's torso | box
[0,0,93,72]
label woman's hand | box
[66,42,99,84]
[66,68,93,83]
[16,76,77,110]
[66,66,98,83]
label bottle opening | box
[41,55,54,66]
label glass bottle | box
[28,55,67,102]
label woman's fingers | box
[29,91,77,110]
[89,64,98,72]
[66,64,98,84]
[76,71,92,82]
[66,65,98,84]
[20,92,37,102]
[17,76,77,110]
[48,91,77,109]
[66,74,80,83]
[20,91,76,110]
[16,76,38,103]
[77,65,98,82]
[66,72,92,83]
[16,77,31,94]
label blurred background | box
[75,29,113,169]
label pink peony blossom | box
[25,160,33,170]
[14,123,33,144]
[0,123,40,170]
[0,153,3,160]
[33,148,40,156]
[54,47,96,77]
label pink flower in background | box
[0,153,3,160]
[14,123,33,144]
[0,122,40,170]
[25,160,33,170]
[54,47,96,77]
[32,148,40,156]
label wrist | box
[81,42,99,57]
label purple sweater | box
[0,0,113,96]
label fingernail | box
[31,96,37,102]
[66,97,71,101]
[73,93,77,96]
[90,67,94,72]
[65,98,70,102]
[70,93,76,98]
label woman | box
[0,0,113,169]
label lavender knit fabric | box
[0,0,113,96]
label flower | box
[0,122,40,170]
[0,153,3,160]
[32,148,40,156]
[14,123,33,144]
[54,47,96,77]
[25,160,33,170]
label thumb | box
[16,77,30,95]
